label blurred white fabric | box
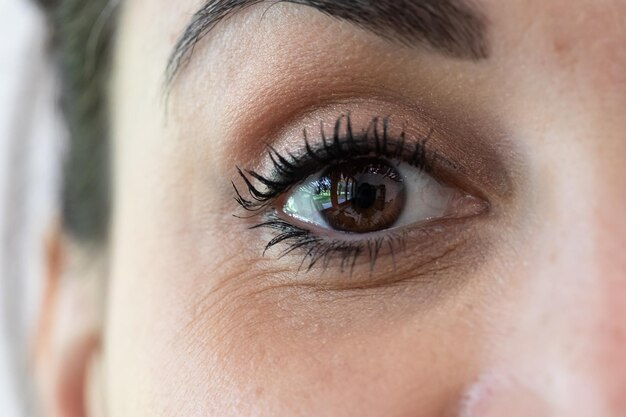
[0,0,64,415]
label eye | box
[233,115,491,272]
[281,157,482,234]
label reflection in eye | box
[283,157,466,234]
[284,158,406,233]
[234,115,488,272]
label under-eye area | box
[233,114,492,279]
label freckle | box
[255,386,265,398]
[549,251,558,264]
[553,37,572,58]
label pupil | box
[354,182,378,210]
[315,158,406,233]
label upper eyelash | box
[233,114,436,213]
[232,114,440,274]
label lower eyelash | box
[251,211,407,274]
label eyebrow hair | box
[166,0,489,85]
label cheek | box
[105,226,499,417]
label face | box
[43,0,626,416]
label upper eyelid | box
[233,115,448,214]
[228,92,517,213]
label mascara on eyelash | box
[230,114,445,274]
[248,211,408,275]
[232,114,437,213]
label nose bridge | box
[582,38,626,407]
[554,203,626,415]
[559,232,626,416]
[528,149,626,415]
[589,178,626,413]
[595,282,626,414]
[474,131,626,416]
[464,243,626,416]
[550,161,626,415]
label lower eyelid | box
[249,199,490,281]
[246,210,491,292]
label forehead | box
[116,0,626,86]
[493,1,626,86]
[110,0,626,186]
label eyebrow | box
[166,0,490,85]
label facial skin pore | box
[38,0,626,416]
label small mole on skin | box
[549,250,558,264]
[551,36,577,68]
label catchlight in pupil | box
[284,158,406,233]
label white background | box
[0,0,64,415]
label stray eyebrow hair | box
[166,0,490,85]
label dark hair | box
[39,0,116,242]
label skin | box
[36,0,626,416]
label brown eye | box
[314,158,406,233]
[282,157,476,235]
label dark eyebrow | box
[166,0,489,86]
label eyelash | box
[233,114,438,273]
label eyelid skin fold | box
[229,97,516,205]
[234,115,439,213]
